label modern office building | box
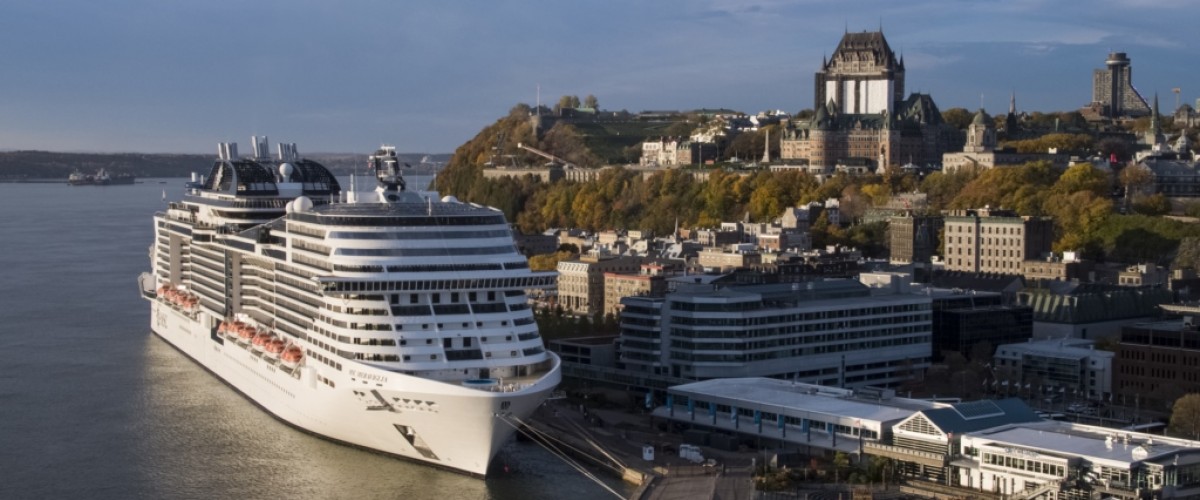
[993,338,1114,400]
[618,279,933,386]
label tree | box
[832,451,850,484]
[1170,393,1200,439]
[555,95,581,113]
[1132,193,1172,216]
[583,94,598,109]
[942,107,974,130]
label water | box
[0,178,628,499]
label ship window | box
[400,340,407,346]
[501,321,508,326]
[464,338,472,348]
[506,336,512,341]
[410,294,419,304]
[403,355,411,361]
[469,292,477,302]
[426,339,433,345]
[488,291,496,301]
[451,292,459,303]
[432,294,441,304]
[431,354,438,360]
[462,322,468,328]
[422,324,428,329]
[444,338,452,348]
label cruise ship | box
[138,137,561,476]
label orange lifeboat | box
[252,332,272,351]
[265,339,286,356]
[217,321,229,334]
[237,325,256,341]
[280,346,303,368]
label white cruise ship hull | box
[149,302,561,476]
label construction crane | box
[517,142,576,169]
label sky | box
[1,0,1197,154]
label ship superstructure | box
[139,137,560,476]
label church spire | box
[1009,91,1016,115]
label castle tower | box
[814,31,904,116]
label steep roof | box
[826,31,901,71]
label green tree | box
[1132,193,1171,216]
[583,94,598,109]
[832,451,850,484]
[1170,393,1200,440]
[942,107,974,130]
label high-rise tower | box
[1091,52,1151,119]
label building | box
[556,253,643,316]
[1022,252,1093,282]
[654,379,939,459]
[1113,305,1200,415]
[942,109,1069,173]
[618,279,933,384]
[956,420,1200,499]
[1086,52,1152,120]
[697,246,762,272]
[548,336,618,367]
[1018,282,1173,340]
[993,338,1114,400]
[780,30,957,170]
[639,138,720,167]
[928,288,1033,362]
[603,268,669,318]
[942,208,1054,275]
[889,214,943,265]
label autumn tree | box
[583,94,598,109]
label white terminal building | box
[655,378,1200,498]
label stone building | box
[942,208,1054,275]
[942,109,1068,172]
[780,30,957,170]
[555,253,643,316]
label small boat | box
[280,346,303,368]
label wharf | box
[529,399,758,500]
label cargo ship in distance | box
[68,167,135,185]
[138,137,561,476]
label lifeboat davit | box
[280,346,303,368]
